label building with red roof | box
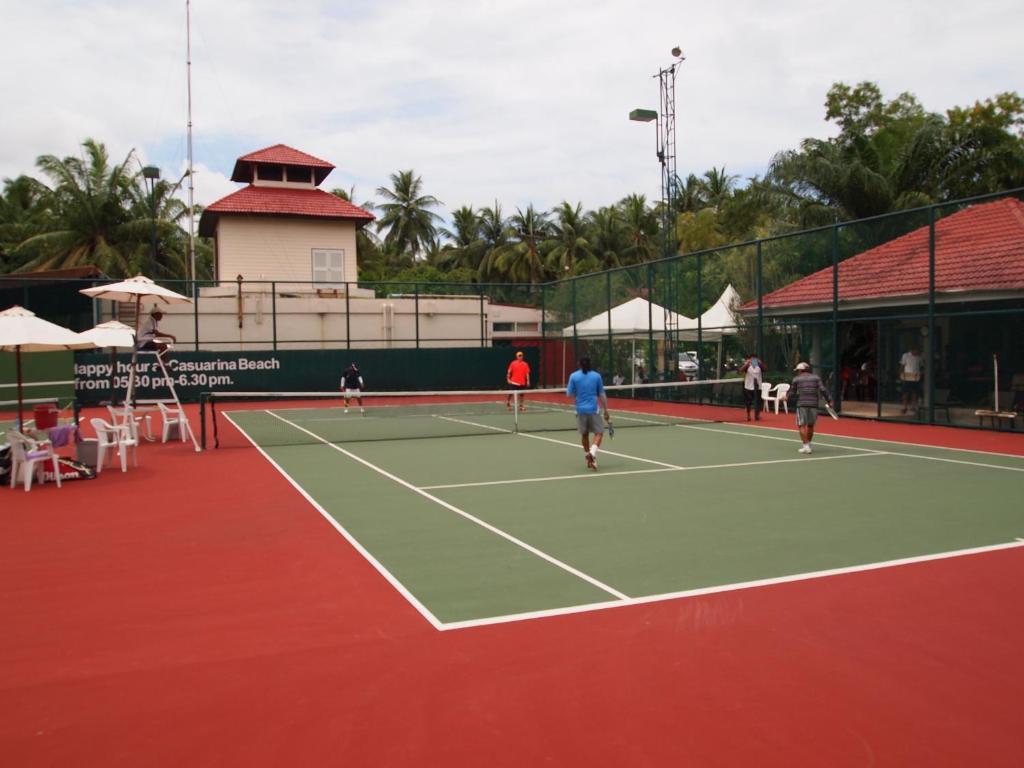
[199,144,374,287]
[751,198,1024,314]
[741,197,1024,422]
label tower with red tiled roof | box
[199,144,374,287]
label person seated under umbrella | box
[137,307,176,359]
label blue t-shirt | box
[566,370,604,414]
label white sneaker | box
[344,408,348,414]
[798,445,810,454]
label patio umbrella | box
[77,320,136,403]
[79,275,200,452]
[79,274,192,400]
[0,305,96,430]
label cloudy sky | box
[1,0,1020,220]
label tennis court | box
[215,385,1024,630]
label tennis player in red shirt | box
[506,350,531,411]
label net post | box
[199,392,206,450]
[513,389,520,432]
[211,393,220,448]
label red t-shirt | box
[507,359,530,386]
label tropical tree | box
[0,175,51,272]
[617,193,659,264]
[374,169,443,264]
[766,82,1024,225]
[12,139,142,276]
[545,201,592,276]
[699,167,740,210]
[479,205,550,283]
[586,205,626,272]
[436,205,485,274]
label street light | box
[141,166,161,277]
[631,46,686,379]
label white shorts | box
[344,388,362,398]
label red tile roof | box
[230,144,336,184]
[237,144,334,168]
[198,186,374,236]
[750,198,1024,310]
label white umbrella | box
[79,274,193,307]
[78,321,136,403]
[0,305,96,430]
[78,319,136,349]
[79,275,200,452]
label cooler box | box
[34,404,59,429]
[76,438,99,468]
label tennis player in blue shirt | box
[566,356,610,470]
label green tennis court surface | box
[224,405,1024,629]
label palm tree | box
[0,175,51,272]
[12,139,141,276]
[617,194,659,264]
[437,205,485,273]
[699,167,740,210]
[545,201,592,277]
[586,206,626,271]
[374,169,443,263]
[484,205,550,284]
[125,172,194,279]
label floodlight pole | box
[631,46,685,378]
[142,166,161,277]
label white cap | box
[794,362,810,371]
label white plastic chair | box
[772,382,791,414]
[5,429,62,491]
[760,382,778,413]
[157,402,189,443]
[108,405,154,442]
[90,418,138,473]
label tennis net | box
[200,378,746,449]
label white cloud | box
[1,0,1020,218]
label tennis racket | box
[605,416,615,438]
[825,403,839,420]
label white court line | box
[440,539,1024,631]
[221,411,446,631]
[422,451,886,491]
[437,414,684,469]
[676,422,1024,472]
[262,410,630,601]
[693,416,1024,460]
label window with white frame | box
[312,249,345,284]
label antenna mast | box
[186,0,196,292]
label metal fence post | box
[832,224,840,409]
[927,205,936,424]
[271,281,277,351]
[345,282,351,351]
[756,240,764,359]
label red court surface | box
[2,406,1023,766]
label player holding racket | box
[566,356,610,470]
[341,362,365,414]
[788,361,833,454]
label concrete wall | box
[215,216,359,285]
[108,293,525,351]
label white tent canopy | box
[677,284,742,341]
[562,296,693,338]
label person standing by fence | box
[739,354,766,421]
